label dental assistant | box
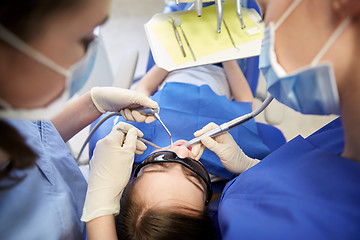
[194,0,360,239]
[0,0,157,239]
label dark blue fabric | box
[218,118,360,239]
[89,82,271,179]
[256,122,286,151]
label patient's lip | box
[173,140,192,151]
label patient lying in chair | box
[91,60,271,180]
[91,60,273,239]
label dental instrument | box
[174,17,197,61]
[223,19,238,49]
[215,0,223,33]
[116,127,161,149]
[236,0,246,29]
[170,18,186,57]
[131,106,174,147]
[181,95,274,147]
[176,0,179,5]
[195,0,202,17]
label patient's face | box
[134,140,206,212]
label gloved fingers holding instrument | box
[81,122,145,222]
[90,86,158,123]
[194,122,260,175]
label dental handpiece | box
[236,0,246,29]
[181,95,274,147]
[215,0,223,33]
[195,0,202,17]
[130,106,174,147]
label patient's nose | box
[174,140,192,151]
[170,140,195,159]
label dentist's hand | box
[90,87,159,123]
[193,122,260,174]
[81,122,146,222]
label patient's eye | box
[183,168,205,191]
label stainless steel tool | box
[130,106,174,147]
[116,127,161,149]
[215,0,223,33]
[174,17,196,61]
[223,19,238,49]
[170,18,186,57]
[236,0,246,29]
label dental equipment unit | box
[215,0,246,33]
[181,95,274,147]
[116,127,161,149]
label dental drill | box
[236,0,246,29]
[215,0,223,33]
[181,95,274,147]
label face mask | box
[259,0,351,115]
[0,24,99,120]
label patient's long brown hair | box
[115,180,216,240]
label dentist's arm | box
[82,122,146,240]
[52,87,158,142]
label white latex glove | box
[81,122,146,222]
[193,122,260,175]
[90,87,159,123]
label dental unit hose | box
[75,106,173,165]
[181,95,274,147]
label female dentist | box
[194,0,360,239]
[0,0,157,239]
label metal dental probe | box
[236,0,246,29]
[130,106,174,147]
[181,95,274,147]
[174,17,196,61]
[116,127,161,149]
[170,18,186,57]
[223,19,238,49]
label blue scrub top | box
[218,118,360,239]
[0,120,87,240]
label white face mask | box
[259,0,350,115]
[0,24,99,120]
